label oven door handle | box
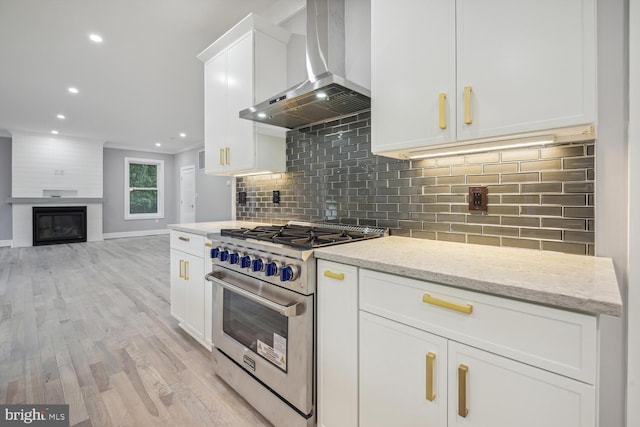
[205,272,303,317]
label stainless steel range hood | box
[239,0,370,129]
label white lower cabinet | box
[318,264,599,427]
[169,231,212,350]
[360,312,594,427]
[359,311,447,427]
[317,260,359,427]
[447,341,594,427]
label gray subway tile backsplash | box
[236,110,595,256]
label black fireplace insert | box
[33,206,87,246]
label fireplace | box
[32,206,87,246]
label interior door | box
[180,166,196,223]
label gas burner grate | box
[220,222,387,249]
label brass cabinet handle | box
[219,148,224,166]
[179,259,184,279]
[422,293,473,314]
[426,352,436,401]
[458,364,469,417]
[464,86,473,124]
[323,270,345,280]
[185,261,189,281]
[438,93,447,129]
[205,242,212,248]
[178,236,190,242]
[225,147,230,165]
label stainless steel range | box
[205,221,386,427]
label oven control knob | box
[240,255,252,269]
[252,258,266,272]
[210,247,221,259]
[265,262,279,277]
[280,265,299,282]
[219,249,229,262]
[229,252,240,265]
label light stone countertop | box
[314,236,622,317]
[168,220,270,237]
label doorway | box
[180,165,196,224]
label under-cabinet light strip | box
[409,136,556,159]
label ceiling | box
[0,0,282,154]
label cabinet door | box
[360,312,448,427]
[184,253,205,339]
[170,249,187,322]
[456,0,595,141]
[225,33,255,173]
[371,0,456,156]
[204,51,228,174]
[448,341,595,427]
[317,261,359,427]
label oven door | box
[206,267,314,415]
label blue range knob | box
[240,255,252,269]
[219,250,229,262]
[229,252,240,265]
[265,262,279,277]
[210,247,220,259]
[252,258,265,272]
[280,265,298,282]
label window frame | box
[124,157,165,220]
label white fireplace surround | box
[10,200,103,248]
[9,132,105,247]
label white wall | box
[596,0,628,426]
[627,0,639,424]
[0,137,12,241]
[11,132,103,197]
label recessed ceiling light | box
[51,130,59,135]
[89,34,103,43]
[155,142,161,147]
[316,92,327,99]
[68,87,79,94]
[257,112,267,119]
[179,133,186,138]
[56,114,65,120]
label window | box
[124,157,164,220]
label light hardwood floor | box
[0,235,271,427]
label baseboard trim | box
[103,229,169,240]
[0,240,12,247]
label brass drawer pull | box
[179,259,184,278]
[178,236,190,242]
[464,85,473,124]
[422,293,473,314]
[205,242,212,248]
[438,93,447,129]
[185,261,189,281]
[323,270,345,280]
[426,352,436,401]
[458,364,469,417]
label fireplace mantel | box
[7,197,104,204]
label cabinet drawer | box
[170,231,205,257]
[359,269,597,384]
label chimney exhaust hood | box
[239,0,370,129]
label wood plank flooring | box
[0,235,271,427]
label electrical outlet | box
[272,190,280,204]
[468,186,488,213]
[239,191,247,206]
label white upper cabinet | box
[198,14,290,176]
[371,0,596,159]
[371,0,456,154]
